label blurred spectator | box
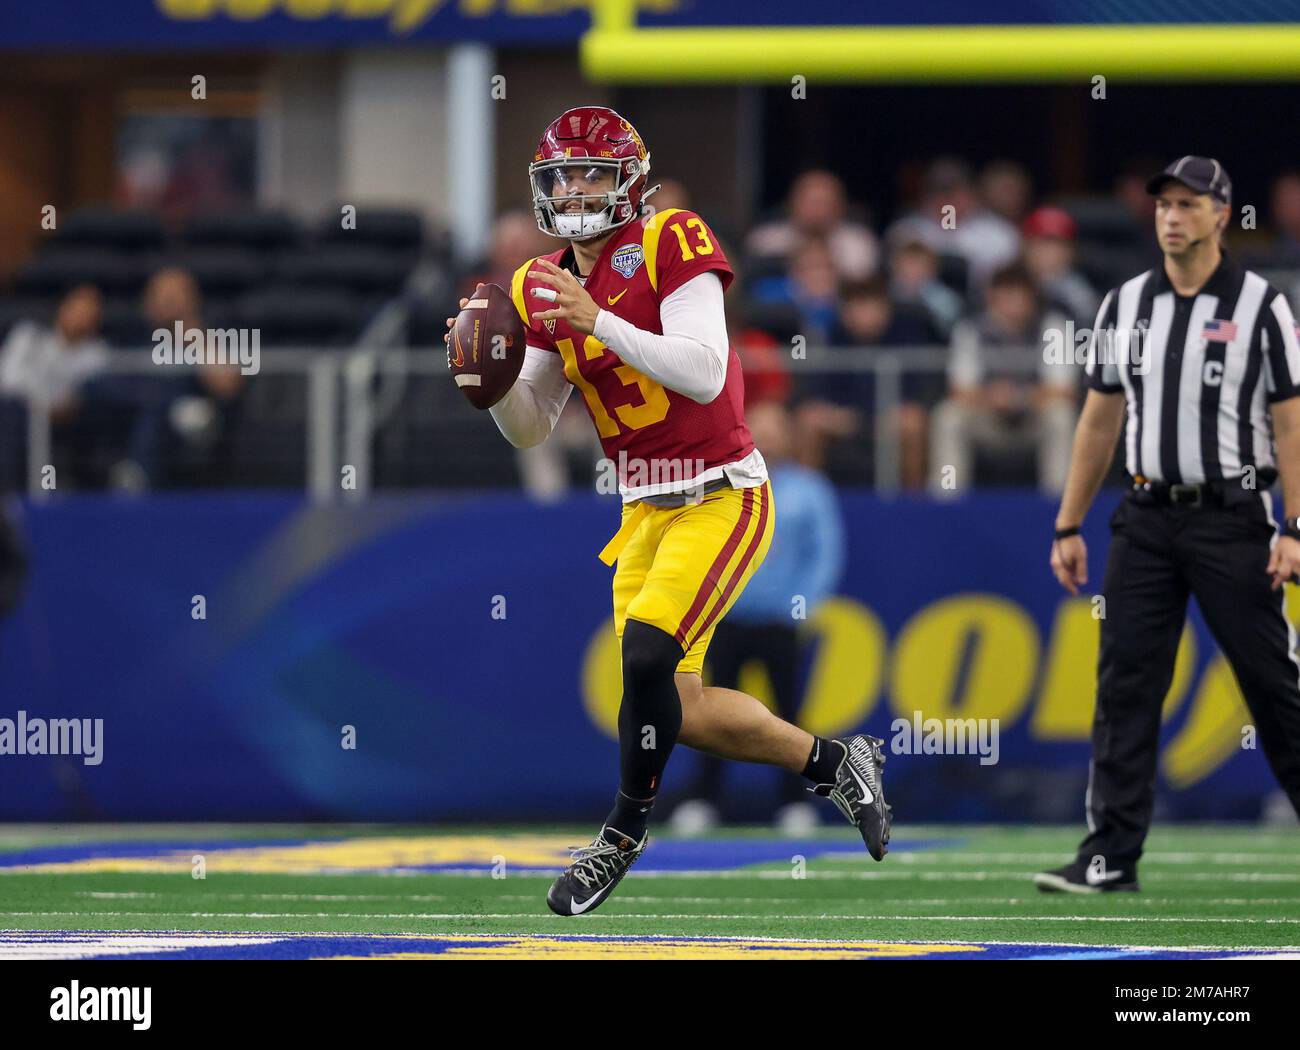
[670,399,845,835]
[81,268,244,489]
[1268,172,1300,264]
[979,159,1034,226]
[929,262,1075,494]
[887,157,1021,289]
[750,237,840,344]
[460,210,552,296]
[1022,207,1100,326]
[1113,159,1160,248]
[791,277,938,487]
[0,286,109,490]
[0,285,108,414]
[747,170,879,280]
[649,177,692,213]
[887,236,965,339]
[724,281,790,409]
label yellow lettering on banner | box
[798,597,885,736]
[1033,601,1196,739]
[391,0,446,32]
[285,0,334,16]
[224,0,277,18]
[582,625,621,737]
[340,0,395,17]
[890,595,1036,725]
[1162,656,1250,789]
[157,0,218,17]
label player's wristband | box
[1284,515,1300,540]
[1053,525,1081,541]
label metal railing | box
[17,344,1072,499]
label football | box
[448,283,526,409]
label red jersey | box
[509,208,755,490]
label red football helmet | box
[529,106,658,241]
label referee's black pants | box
[1078,490,1300,869]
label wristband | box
[1054,525,1081,541]
[1285,516,1300,541]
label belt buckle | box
[1169,483,1202,507]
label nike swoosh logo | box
[1085,868,1124,885]
[570,881,616,915]
[606,290,628,305]
[847,764,874,805]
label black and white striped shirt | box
[1085,254,1300,484]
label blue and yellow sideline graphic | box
[2,825,1299,960]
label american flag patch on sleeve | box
[1203,319,1239,342]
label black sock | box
[801,736,844,785]
[606,790,655,842]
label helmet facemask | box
[530,154,651,240]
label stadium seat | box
[170,247,268,298]
[372,369,520,488]
[52,207,167,251]
[14,247,147,297]
[0,297,58,341]
[270,245,412,298]
[235,286,369,347]
[1055,196,1143,246]
[314,207,424,253]
[181,210,300,251]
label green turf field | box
[1,824,1297,958]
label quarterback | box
[446,107,891,915]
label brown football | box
[448,283,526,409]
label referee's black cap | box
[1146,156,1231,206]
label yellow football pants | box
[603,481,774,675]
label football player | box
[446,107,891,915]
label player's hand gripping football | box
[1266,534,1300,590]
[1050,533,1088,595]
[443,297,468,358]
[527,258,600,335]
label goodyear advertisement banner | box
[0,489,1286,822]
[3,0,1299,50]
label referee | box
[1036,156,1300,893]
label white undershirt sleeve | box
[488,344,572,448]
[592,271,729,404]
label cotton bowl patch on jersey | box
[610,243,644,279]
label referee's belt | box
[597,477,732,567]
[1130,477,1260,508]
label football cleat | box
[812,735,892,861]
[547,825,648,916]
[1034,859,1140,894]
